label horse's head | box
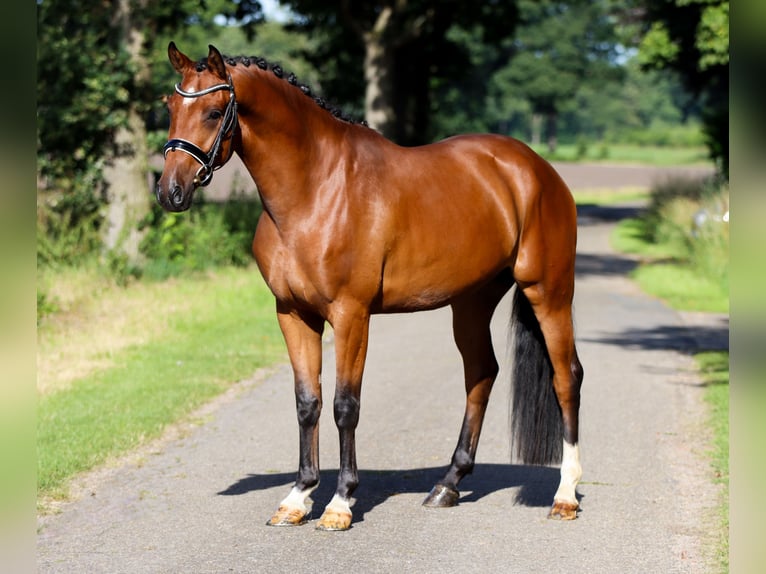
[156,42,239,212]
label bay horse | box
[156,43,584,531]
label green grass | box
[631,264,728,313]
[611,217,728,313]
[572,188,650,206]
[611,216,685,260]
[532,143,711,166]
[695,351,729,572]
[37,267,286,504]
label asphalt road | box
[38,166,725,573]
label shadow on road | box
[584,322,729,354]
[576,203,644,225]
[574,203,642,279]
[575,252,638,278]
[218,463,567,525]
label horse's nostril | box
[170,186,185,208]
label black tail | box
[510,287,563,465]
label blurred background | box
[37,0,728,280]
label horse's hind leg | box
[424,273,511,507]
[523,283,584,520]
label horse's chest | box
[253,212,384,314]
[255,244,318,304]
[252,224,331,308]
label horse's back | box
[369,133,576,311]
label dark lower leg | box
[423,374,495,508]
[314,384,362,530]
[315,308,369,531]
[333,389,360,500]
[295,386,321,492]
[424,285,504,507]
[561,351,583,445]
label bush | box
[37,169,105,268]
[139,197,261,280]
[611,121,707,148]
[645,176,729,290]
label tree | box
[100,0,153,261]
[38,0,135,264]
[628,0,728,176]
[37,0,241,265]
[275,0,519,144]
[492,0,622,153]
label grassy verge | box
[696,351,729,572]
[606,177,728,571]
[571,187,650,206]
[610,179,728,314]
[532,143,711,166]
[612,218,727,312]
[37,266,285,507]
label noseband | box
[163,76,238,187]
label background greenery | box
[37,0,728,282]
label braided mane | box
[194,56,368,127]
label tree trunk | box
[102,0,151,264]
[362,7,397,139]
[102,107,151,262]
[531,113,543,145]
[545,112,558,154]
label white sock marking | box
[554,441,582,504]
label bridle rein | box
[163,75,238,187]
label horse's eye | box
[208,110,223,121]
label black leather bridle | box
[163,76,238,187]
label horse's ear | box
[168,42,193,74]
[207,45,227,80]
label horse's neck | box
[233,71,349,224]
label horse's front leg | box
[267,305,324,527]
[316,305,371,531]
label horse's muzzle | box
[156,181,194,212]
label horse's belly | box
[378,248,509,312]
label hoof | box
[422,484,460,508]
[548,500,579,521]
[266,505,308,527]
[315,508,352,531]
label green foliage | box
[36,168,105,268]
[696,3,729,70]
[532,143,708,165]
[37,1,133,183]
[634,0,729,176]
[645,176,729,290]
[37,289,60,325]
[488,0,621,149]
[281,0,521,144]
[638,21,680,68]
[427,2,702,150]
[611,176,729,312]
[139,198,261,280]
[631,263,727,312]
